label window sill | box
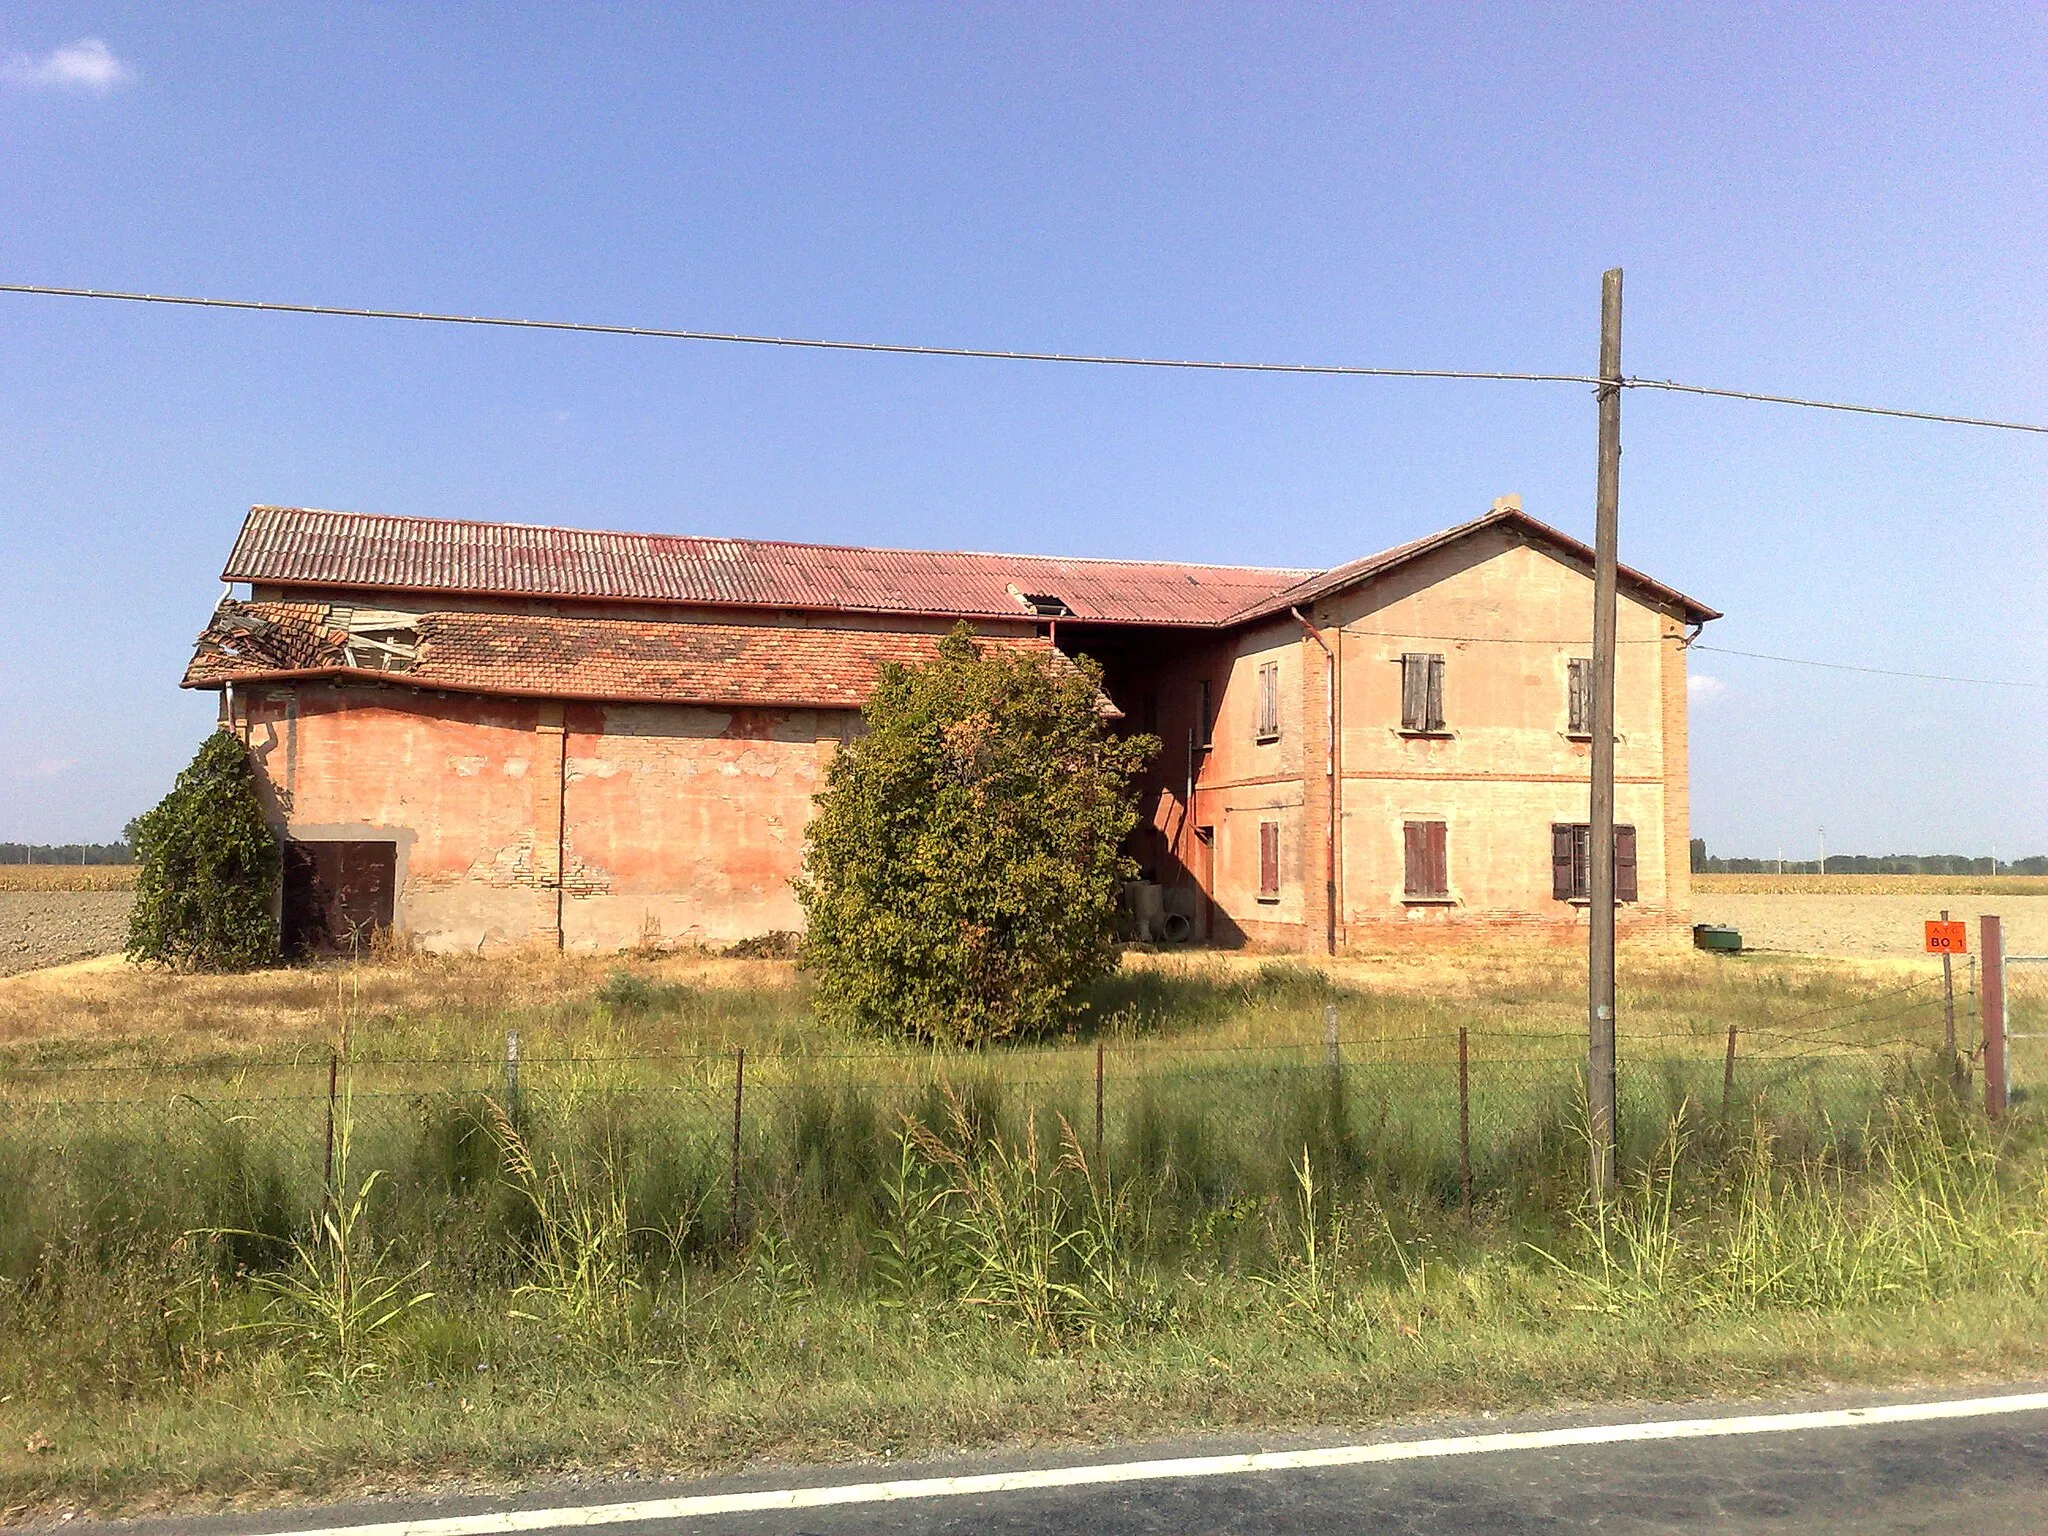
[1255,733,1281,745]
[1255,895,1281,905]
[1396,728,1454,740]
[1402,895,1458,906]
[1560,897,1639,907]
[1563,731,1594,742]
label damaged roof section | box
[185,601,1103,712]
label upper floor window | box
[1400,652,1446,733]
[1567,657,1593,737]
[1258,820,1281,901]
[1550,822,1638,902]
[1196,680,1214,748]
[1255,661,1281,742]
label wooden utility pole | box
[1588,267,1623,1200]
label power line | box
[0,283,1600,387]
[1624,377,2048,436]
[1693,643,2045,690]
[5,281,2048,434]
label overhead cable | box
[0,283,1601,386]
[6,282,2048,434]
[1692,644,2046,690]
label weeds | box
[487,1099,638,1341]
[241,1087,432,1389]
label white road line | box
[271,1390,2048,1536]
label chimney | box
[1491,494,1521,513]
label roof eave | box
[1224,508,1720,627]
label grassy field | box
[3,944,2043,1520]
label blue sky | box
[3,3,2043,857]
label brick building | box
[183,500,1716,955]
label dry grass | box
[0,865,137,892]
[0,948,813,1068]
[0,939,1945,1076]
[1694,873,2048,896]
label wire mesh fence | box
[2006,954,2048,1107]
[0,1005,1963,1277]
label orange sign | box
[1925,920,1968,955]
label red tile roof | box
[223,506,1311,627]
[183,603,1077,710]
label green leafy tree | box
[797,624,1155,1044]
[127,730,282,970]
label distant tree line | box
[1690,839,2046,876]
[0,842,134,865]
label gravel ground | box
[0,891,133,976]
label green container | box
[1693,924,1743,954]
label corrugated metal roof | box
[224,506,1312,626]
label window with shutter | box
[1567,658,1592,736]
[1258,821,1280,901]
[1404,820,1450,900]
[1550,822,1640,902]
[1401,653,1447,732]
[1256,661,1280,741]
[1197,680,1213,748]
[1551,823,1577,900]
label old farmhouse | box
[183,500,1717,956]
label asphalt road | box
[52,1383,2048,1536]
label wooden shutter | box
[1406,821,1448,898]
[1402,653,1445,731]
[1551,823,1576,900]
[1259,821,1280,900]
[1615,824,1639,903]
[1198,680,1213,747]
[1401,654,1426,730]
[1568,658,1591,734]
[1257,662,1279,739]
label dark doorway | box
[283,840,397,957]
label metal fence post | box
[1940,908,1957,1059]
[1457,1025,1471,1212]
[323,1048,339,1187]
[728,1045,747,1244]
[1982,916,2007,1121]
[1094,1039,1105,1172]
[1721,1023,1737,1122]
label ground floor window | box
[1403,820,1449,900]
[1550,823,1638,902]
[1257,820,1280,902]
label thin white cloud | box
[1688,674,1727,699]
[4,37,133,92]
[33,757,79,777]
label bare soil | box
[1690,891,2048,959]
[0,892,133,977]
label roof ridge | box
[244,505,1316,579]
